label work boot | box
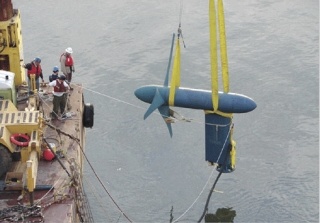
[51,112,57,119]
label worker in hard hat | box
[48,74,70,119]
[49,66,59,82]
[23,57,44,92]
[60,47,75,83]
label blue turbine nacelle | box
[135,84,256,172]
[135,85,256,114]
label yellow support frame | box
[0,9,25,86]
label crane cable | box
[178,0,186,48]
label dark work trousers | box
[67,67,73,82]
[52,94,67,117]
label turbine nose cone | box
[231,94,257,113]
[134,86,155,103]
[134,87,144,100]
[247,98,257,112]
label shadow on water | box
[205,207,236,223]
[169,206,236,223]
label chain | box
[0,204,43,222]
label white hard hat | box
[65,47,73,54]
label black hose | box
[197,170,223,223]
[198,144,232,223]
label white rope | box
[215,123,233,164]
[39,91,76,120]
[172,124,232,222]
[34,174,64,205]
[81,86,229,127]
[172,166,216,223]
[53,85,233,222]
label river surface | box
[14,0,319,222]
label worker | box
[48,74,70,119]
[60,47,75,83]
[49,66,59,82]
[23,57,44,92]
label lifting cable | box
[178,0,186,48]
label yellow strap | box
[169,38,181,106]
[230,139,236,169]
[204,109,233,118]
[230,124,236,169]
[218,0,229,93]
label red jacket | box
[25,62,43,79]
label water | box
[14,0,319,222]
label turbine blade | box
[144,88,165,120]
[158,105,173,137]
[166,122,173,137]
[164,33,175,87]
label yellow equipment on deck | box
[0,3,25,87]
[0,99,43,193]
[0,1,41,194]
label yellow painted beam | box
[26,150,38,192]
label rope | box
[172,122,233,222]
[83,176,109,218]
[80,86,234,223]
[84,87,144,110]
[179,0,183,25]
[197,124,233,222]
[33,175,64,205]
[178,0,186,48]
[81,144,133,222]
[83,145,132,222]
[40,78,233,222]
[215,123,233,164]
[197,170,223,223]
[38,92,69,120]
[46,123,133,223]
[40,86,133,221]
[81,86,227,128]
[197,135,232,223]
[172,167,216,223]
